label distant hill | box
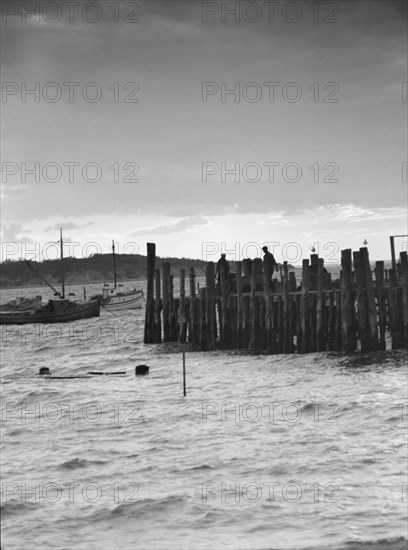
[0,253,211,289]
[1,252,344,289]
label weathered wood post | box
[387,286,403,349]
[219,264,228,348]
[374,261,386,350]
[188,267,196,343]
[282,261,291,353]
[309,253,318,290]
[154,268,162,343]
[353,250,369,351]
[242,258,252,292]
[400,251,408,346]
[301,259,310,353]
[179,268,187,343]
[236,261,243,347]
[199,287,207,349]
[289,272,297,292]
[144,242,156,343]
[316,258,325,351]
[263,256,273,352]
[205,262,216,349]
[249,258,262,350]
[327,290,335,350]
[169,273,178,341]
[360,247,378,351]
[340,249,356,352]
[161,262,171,342]
[335,289,342,350]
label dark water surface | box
[1,285,407,550]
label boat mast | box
[112,240,117,289]
[24,260,61,296]
[60,227,65,299]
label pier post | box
[188,268,196,343]
[327,290,335,350]
[316,258,325,351]
[205,262,216,349]
[144,242,156,343]
[353,250,369,351]
[199,287,207,349]
[162,262,171,342]
[263,256,273,352]
[374,261,386,350]
[340,249,356,352]
[400,251,408,346]
[249,259,261,350]
[360,247,378,351]
[283,261,291,353]
[179,268,187,343]
[236,261,243,347]
[301,259,310,353]
[169,273,177,341]
[154,268,162,343]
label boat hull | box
[102,291,144,311]
[0,299,100,325]
[92,289,144,312]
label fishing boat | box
[0,295,43,311]
[0,230,100,325]
[91,241,144,312]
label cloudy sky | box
[1,0,407,265]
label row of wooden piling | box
[144,243,408,353]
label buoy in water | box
[38,367,50,375]
[135,365,149,376]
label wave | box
[0,498,40,517]
[329,537,408,550]
[92,494,190,522]
[60,457,106,469]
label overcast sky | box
[1,0,407,265]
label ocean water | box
[0,283,407,550]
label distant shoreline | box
[0,279,141,291]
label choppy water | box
[1,284,407,550]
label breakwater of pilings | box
[143,243,408,353]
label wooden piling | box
[327,290,335,350]
[340,249,356,352]
[301,259,310,353]
[249,259,257,350]
[162,262,171,342]
[144,242,156,343]
[263,256,273,352]
[189,268,197,344]
[400,251,408,346]
[236,261,243,347]
[282,261,291,353]
[144,242,406,354]
[360,247,378,351]
[154,269,162,343]
[374,261,386,350]
[388,286,403,348]
[219,264,228,348]
[169,274,177,341]
[353,250,369,352]
[205,262,216,349]
[316,258,325,351]
[199,287,207,349]
[179,268,187,343]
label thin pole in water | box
[182,351,186,397]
